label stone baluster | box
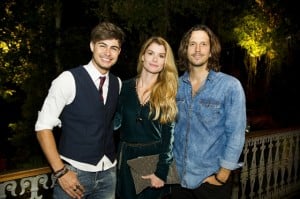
[249,140,258,199]
[257,139,266,197]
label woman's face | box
[142,42,166,74]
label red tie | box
[99,76,106,101]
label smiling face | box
[187,30,211,69]
[90,39,121,74]
[141,42,166,74]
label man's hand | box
[58,170,85,199]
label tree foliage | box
[0,0,57,169]
[232,0,289,97]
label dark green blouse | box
[115,78,174,199]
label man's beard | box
[190,60,207,68]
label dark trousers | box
[170,181,232,199]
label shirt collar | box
[84,60,109,82]
[182,70,215,83]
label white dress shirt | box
[35,60,122,172]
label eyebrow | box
[98,41,120,49]
[147,49,166,54]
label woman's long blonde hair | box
[136,36,178,124]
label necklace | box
[136,79,151,106]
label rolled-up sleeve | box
[35,71,75,131]
[222,80,246,170]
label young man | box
[35,22,125,199]
[171,24,246,199]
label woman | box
[115,36,178,199]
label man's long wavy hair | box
[136,37,178,124]
[177,24,221,72]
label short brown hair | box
[90,22,125,47]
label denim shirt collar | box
[182,70,216,84]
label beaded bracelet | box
[214,173,226,185]
[53,165,69,179]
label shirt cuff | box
[220,159,243,170]
[35,111,62,131]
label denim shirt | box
[173,70,246,189]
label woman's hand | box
[142,173,165,188]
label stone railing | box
[1,127,300,199]
[0,167,54,199]
[232,127,300,199]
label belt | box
[123,140,160,147]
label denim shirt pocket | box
[196,99,222,124]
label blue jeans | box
[53,164,116,199]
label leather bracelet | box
[214,173,226,185]
[53,166,65,174]
[53,165,69,179]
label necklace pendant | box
[136,117,143,122]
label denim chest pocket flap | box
[195,99,222,123]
